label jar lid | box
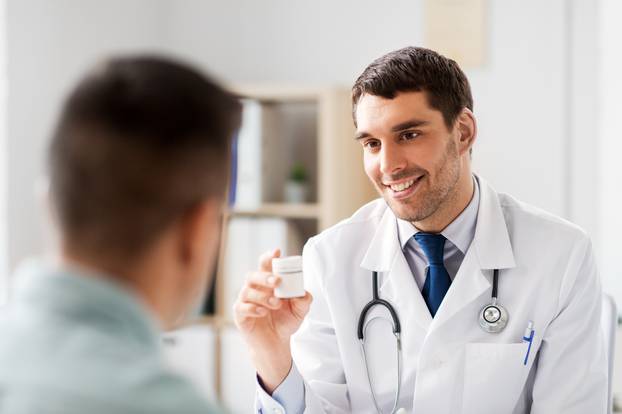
[272,256,303,273]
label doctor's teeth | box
[390,179,415,192]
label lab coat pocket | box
[462,342,530,414]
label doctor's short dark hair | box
[48,55,241,260]
[351,46,473,130]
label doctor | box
[234,46,607,413]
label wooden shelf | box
[228,84,326,102]
[227,203,320,220]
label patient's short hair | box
[48,56,240,259]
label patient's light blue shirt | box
[0,260,223,414]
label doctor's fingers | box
[258,248,281,272]
[239,285,283,310]
[234,302,269,319]
[245,271,281,289]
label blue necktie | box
[414,233,451,317]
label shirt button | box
[395,409,407,414]
[273,408,284,414]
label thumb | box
[290,291,313,319]
[259,248,281,272]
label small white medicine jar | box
[272,255,305,299]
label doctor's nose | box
[379,145,407,177]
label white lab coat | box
[292,175,607,414]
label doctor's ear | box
[454,108,477,156]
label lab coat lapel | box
[428,175,517,333]
[360,206,433,333]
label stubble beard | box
[380,139,461,223]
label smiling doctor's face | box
[355,91,473,224]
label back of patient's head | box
[48,56,240,263]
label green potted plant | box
[284,162,309,203]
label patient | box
[0,56,240,413]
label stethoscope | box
[357,269,508,414]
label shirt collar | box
[397,175,480,254]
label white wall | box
[4,0,169,286]
[467,0,568,218]
[160,0,424,86]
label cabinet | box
[216,85,376,321]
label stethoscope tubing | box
[358,271,403,414]
[357,272,401,340]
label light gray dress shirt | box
[398,176,480,288]
[256,176,481,414]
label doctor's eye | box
[400,130,419,141]
[363,139,381,151]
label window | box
[0,0,7,305]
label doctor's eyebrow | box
[354,118,430,141]
[354,131,371,141]
[390,119,429,132]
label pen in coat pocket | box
[522,320,534,366]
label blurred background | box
[1,0,621,412]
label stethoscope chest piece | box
[479,299,508,333]
[478,269,508,333]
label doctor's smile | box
[383,174,424,200]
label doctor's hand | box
[233,248,313,393]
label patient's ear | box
[178,199,223,267]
